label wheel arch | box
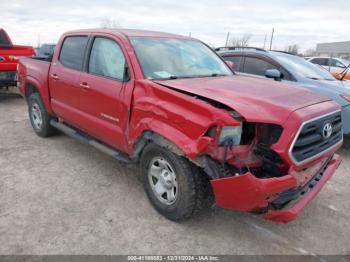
[24,77,55,116]
[131,129,221,180]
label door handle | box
[51,74,59,80]
[79,82,90,90]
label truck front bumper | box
[210,154,342,223]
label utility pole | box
[225,32,230,47]
[269,28,274,50]
[263,34,267,49]
[189,32,191,37]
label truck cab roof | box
[64,28,191,39]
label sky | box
[1,0,350,53]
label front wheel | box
[28,93,57,137]
[141,143,210,221]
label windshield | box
[130,37,232,80]
[274,53,336,81]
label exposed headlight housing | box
[219,124,242,146]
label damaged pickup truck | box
[18,29,343,222]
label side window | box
[224,56,242,71]
[331,59,345,68]
[311,58,328,66]
[243,57,278,76]
[59,36,88,71]
[88,37,126,80]
[279,67,294,81]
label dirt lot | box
[0,94,349,255]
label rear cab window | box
[0,30,12,48]
[59,36,89,71]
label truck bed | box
[18,57,51,95]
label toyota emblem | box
[322,123,333,139]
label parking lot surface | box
[0,94,349,255]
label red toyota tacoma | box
[18,29,343,223]
[0,28,35,90]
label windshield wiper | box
[152,74,229,80]
[340,65,350,81]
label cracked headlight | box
[219,124,242,146]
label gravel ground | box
[0,94,349,255]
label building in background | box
[316,41,350,59]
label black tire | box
[27,92,57,137]
[141,143,211,221]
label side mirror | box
[225,60,235,70]
[265,69,282,81]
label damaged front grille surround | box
[289,110,342,164]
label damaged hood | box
[153,75,330,124]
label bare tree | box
[285,44,299,55]
[100,17,120,29]
[228,34,252,47]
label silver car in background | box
[217,48,350,135]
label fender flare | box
[24,76,55,116]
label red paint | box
[17,29,343,222]
[259,154,342,222]
[0,29,35,87]
[211,154,341,221]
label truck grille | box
[290,111,342,163]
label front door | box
[77,36,131,150]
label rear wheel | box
[141,143,210,221]
[28,93,57,137]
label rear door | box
[49,35,89,125]
[77,35,132,150]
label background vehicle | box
[307,56,350,75]
[18,29,342,223]
[218,47,350,135]
[334,64,350,81]
[0,28,35,90]
[35,44,56,60]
